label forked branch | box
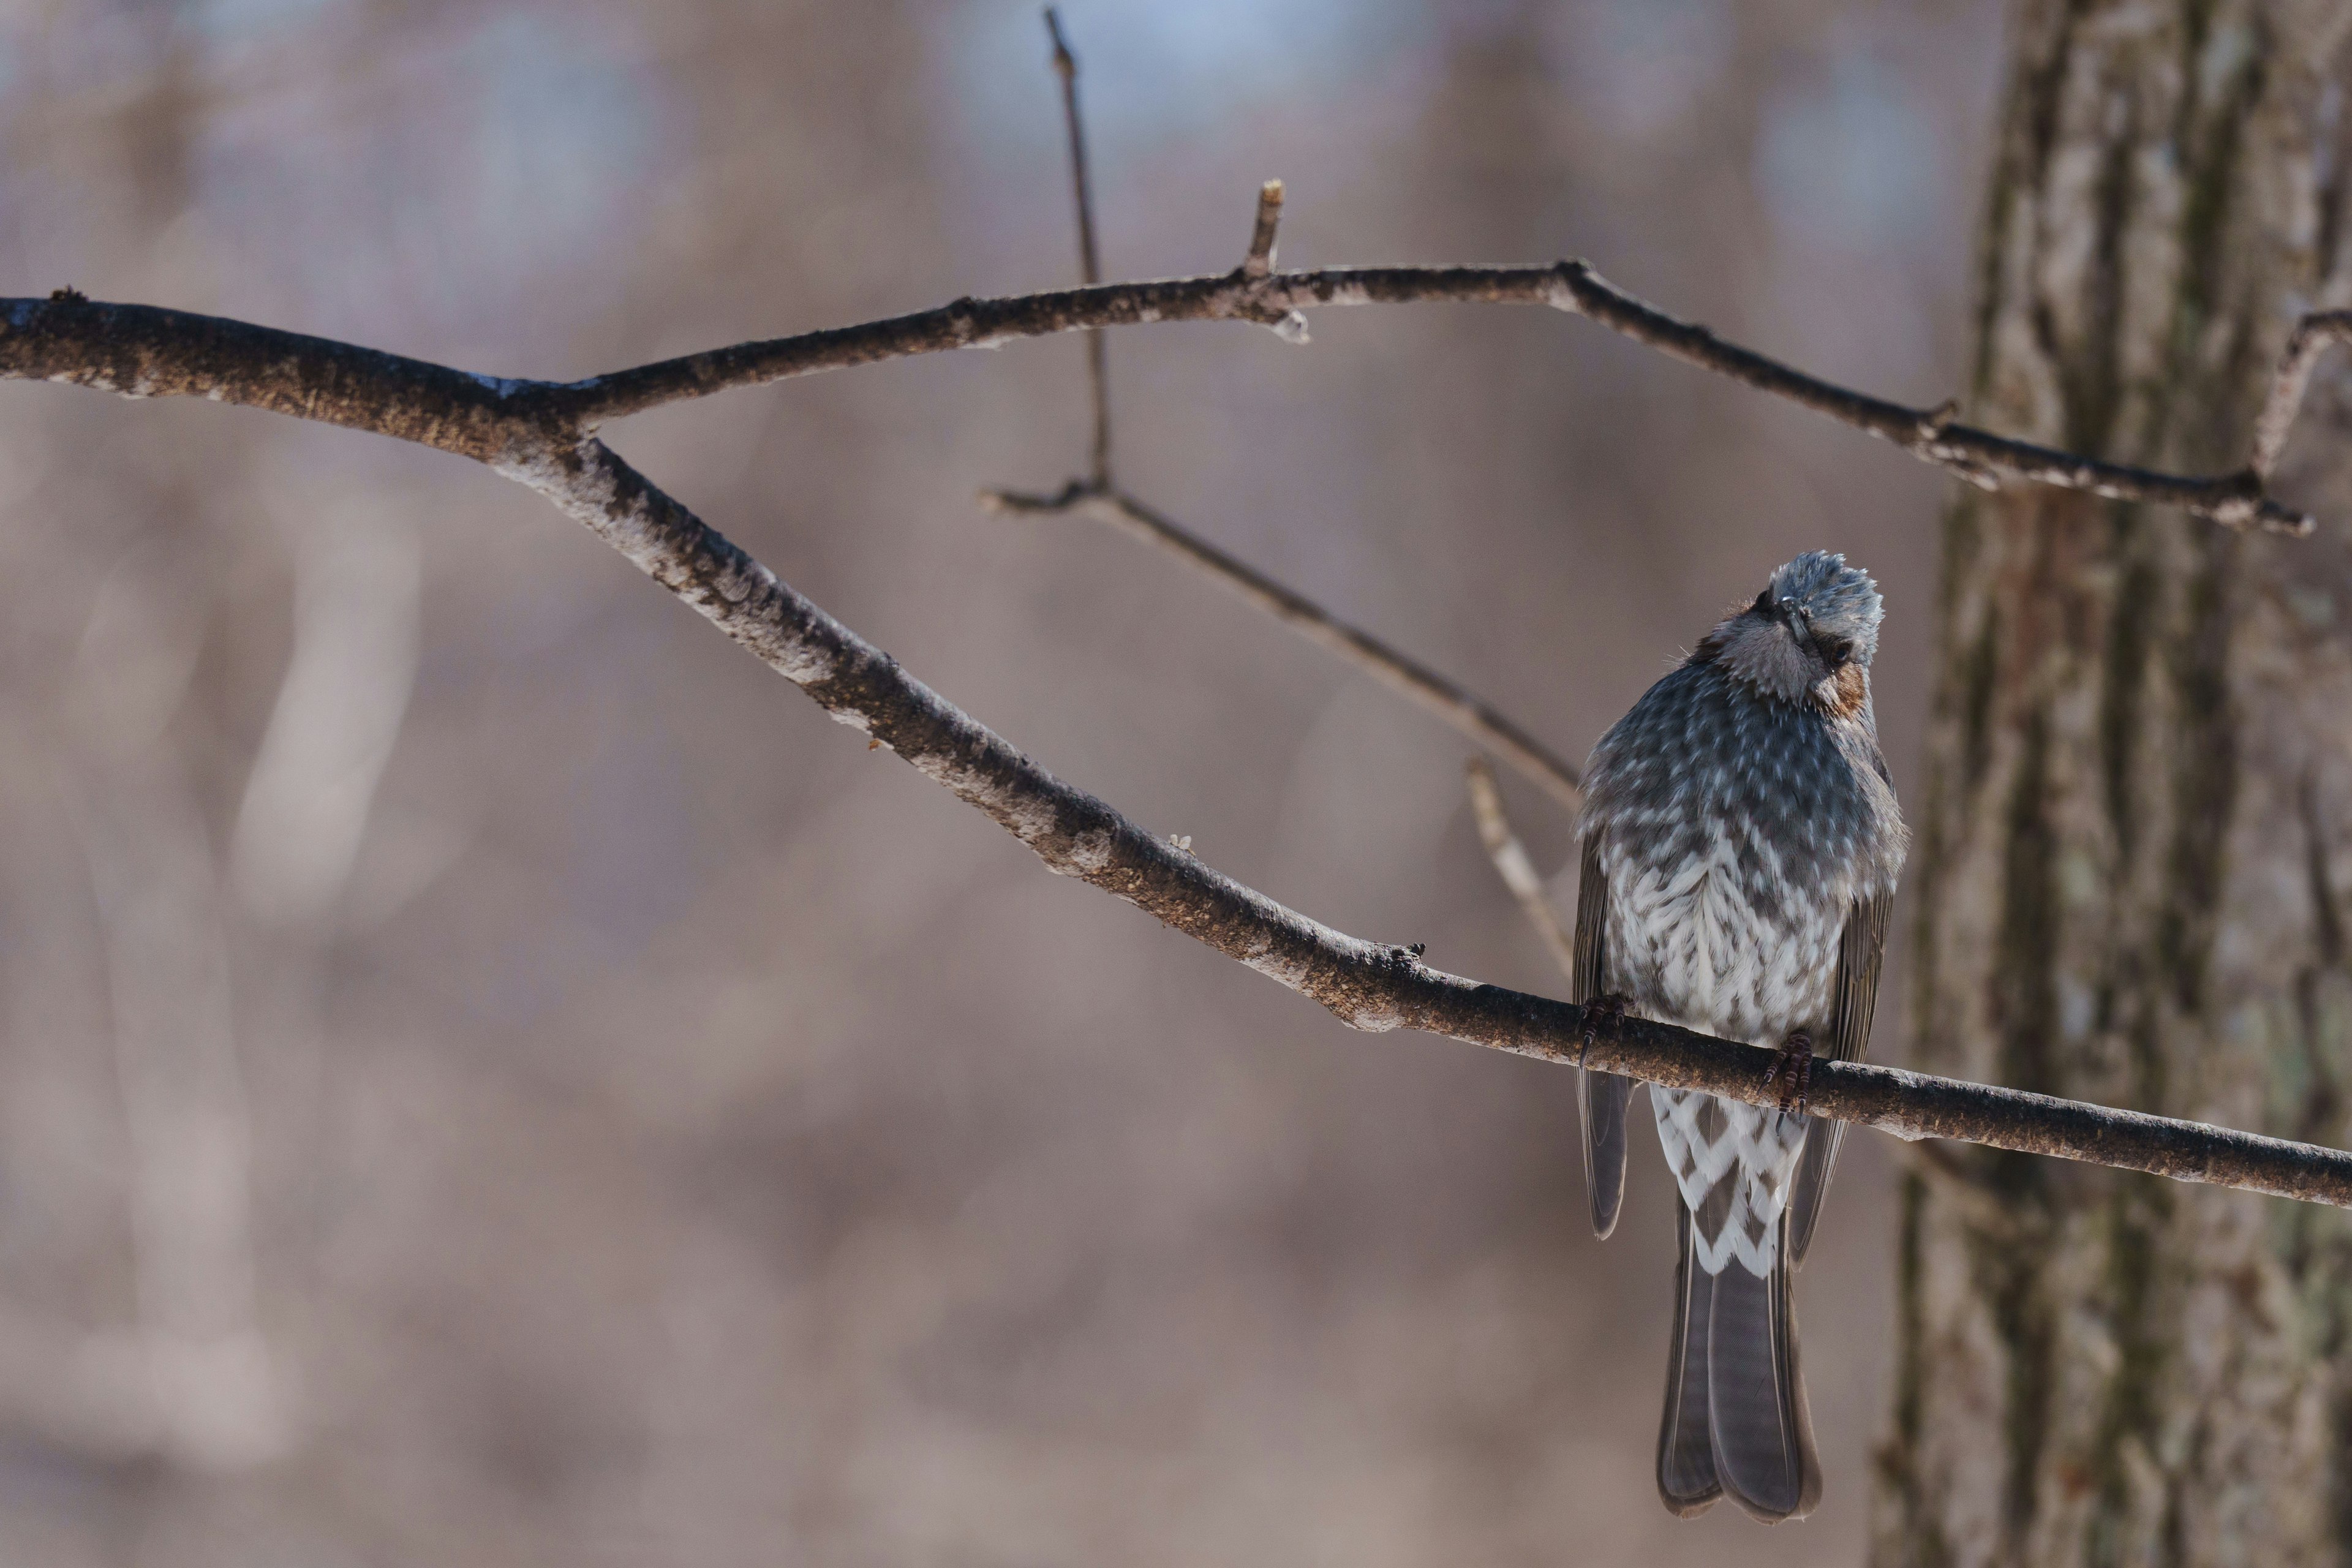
[992,18,1580,807]
[9,239,2336,532]
[7,198,2352,1207]
[546,256,2324,532]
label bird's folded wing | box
[1787,889,1893,1266]
[1574,834,1633,1238]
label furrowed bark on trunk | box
[1875,2,2352,1563]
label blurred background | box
[0,1,1999,1562]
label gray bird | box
[1572,551,1906,1523]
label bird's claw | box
[1580,993,1630,1067]
[1764,1031,1814,1114]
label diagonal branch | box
[489,435,2352,1211]
[993,20,1579,809]
[982,482,1584,809]
[2253,309,2352,478]
[7,298,2352,1207]
[1464,756,1580,974]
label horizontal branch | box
[2,243,2327,530]
[559,257,2315,532]
[0,295,555,462]
[560,265,1543,420]
[983,481,1584,810]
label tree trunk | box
[1874,2,2352,1562]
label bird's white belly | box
[1602,834,1839,1047]
[1602,835,1842,1277]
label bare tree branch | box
[2253,309,2352,478]
[493,432,2352,1208]
[1464,756,1580,975]
[1243,179,1284,279]
[0,295,551,459]
[982,483,1585,810]
[993,37,1580,809]
[8,295,2352,1208]
[1042,7,1112,488]
[10,237,2326,532]
[536,258,2315,533]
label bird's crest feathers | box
[1769,551,1882,668]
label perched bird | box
[1572,551,1906,1523]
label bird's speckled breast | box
[1580,657,1901,1049]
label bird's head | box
[1698,551,1882,710]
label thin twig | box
[1008,27,1576,812]
[984,481,1584,810]
[551,259,2312,531]
[10,298,2352,1207]
[2253,309,2352,478]
[1044,7,1112,487]
[1244,179,1283,279]
[558,265,1566,417]
[1464,756,1580,974]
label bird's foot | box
[1580,993,1630,1067]
[1764,1030,1814,1114]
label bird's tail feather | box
[1656,1205,1722,1516]
[1705,1212,1822,1522]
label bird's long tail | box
[1657,1204,1722,1515]
[1656,1205,1822,1523]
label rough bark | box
[1876,2,2352,1562]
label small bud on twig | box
[1244,179,1284,279]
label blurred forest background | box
[0,0,2000,1562]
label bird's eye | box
[1817,636,1853,667]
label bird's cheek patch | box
[1822,665,1869,718]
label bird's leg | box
[1579,993,1630,1067]
[1764,1030,1815,1114]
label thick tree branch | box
[0,295,556,461]
[5,293,2352,1207]
[491,434,2352,1211]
